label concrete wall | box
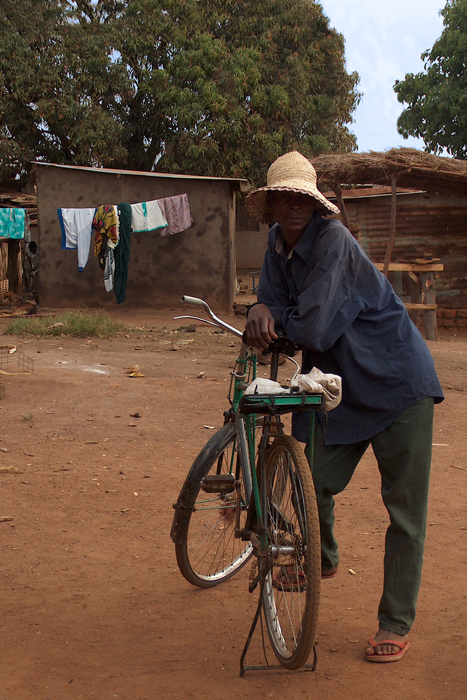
[235,224,269,271]
[35,163,242,311]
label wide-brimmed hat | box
[245,151,339,224]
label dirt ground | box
[0,304,465,700]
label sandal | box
[271,564,306,592]
[365,638,411,663]
[321,565,338,579]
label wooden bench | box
[374,262,443,340]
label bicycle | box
[170,296,323,674]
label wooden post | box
[16,242,23,297]
[333,184,349,229]
[0,241,7,281]
[383,176,398,277]
[420,271,437,341]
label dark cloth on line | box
[115,202,132,304]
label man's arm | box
[244,231,290,349]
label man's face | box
[268,192,315,244]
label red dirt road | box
[0,308,465,700]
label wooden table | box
[374,262,444,340]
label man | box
[244,151,444,663]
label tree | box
[0,0,130,185]
[151,0,361,182]
[0,0,360,185]
[394,0,467,159]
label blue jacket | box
[257,213,444,445]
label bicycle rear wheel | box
[173,422,253,587]
[261,435,321,670]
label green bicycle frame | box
[227,343,322,549]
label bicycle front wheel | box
[174,422,253,587]
[262,435,321,670]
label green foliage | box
[0,0,129,185]
[4,310,125,337]
[0,0,360,185]
[395,0,467,158]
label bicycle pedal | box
[200,474,236,494]
[248,560,261,593]
[249,559,257,582]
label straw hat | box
[245,151,340,224]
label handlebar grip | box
[262,336,303,357]
[181,295,205,307]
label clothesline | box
[57,194,193,304]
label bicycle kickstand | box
[239,559,318,677]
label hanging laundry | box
[115,202,132,304]
[130,200,167,233]
[57,207,96,270]
[157,194,192,236]
[0,208,26,240]
[93,205,119,257]
[103,247,115,293]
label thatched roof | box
[312,147,467,197]
[0,191,38,225]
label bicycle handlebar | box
[177,295,243,338]
[180,295,208,308]
[177,297,304,358]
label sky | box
[319,0,446,153]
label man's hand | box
[244,303,279,350]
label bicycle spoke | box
[174,423,253,586]
[261,436,321,669]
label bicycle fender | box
[170,422,236,545]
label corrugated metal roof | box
[32,161,248,185]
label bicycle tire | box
[173,422,253,587]
[261,435,321,670]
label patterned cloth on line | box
[93,205,119,257]
[104,248,115,293]
[0,208,26,240]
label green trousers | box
[310,397,434,636]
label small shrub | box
[5,311,125,338]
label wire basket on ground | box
[0,345,33,374]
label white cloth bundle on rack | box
[290,367,342,410]
[245,367,342,411]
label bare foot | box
[365,629,408,658]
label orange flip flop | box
[321,565,338,579]
[365,638,411,663]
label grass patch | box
[4,311,125,338]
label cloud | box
[319,0,445,151]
